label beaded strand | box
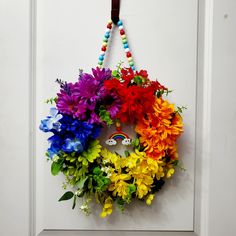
[97,20,136,72]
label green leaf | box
[72,195,77,209]
[51,159,63,176]
[133,76,143,85]
[134,138,140,147]
[76,176,88,189]
[58,191,74,201]
[99,106,113,125]
[112,70,118,77]
[124,150,130,157]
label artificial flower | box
[135,97,183,160]
[39,107,62,132]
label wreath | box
[40,20,184,218]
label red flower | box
[104,69,168,123]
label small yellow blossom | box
[146,194,155,205]
[166,168,175,178]
[100,197,113,218]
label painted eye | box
[122,138,131,145]
[105,138,117,146]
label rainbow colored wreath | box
[40,20,184,218]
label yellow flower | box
[136,177,153,198]
[146,194,155,205]
[100,197,113,218]
[108,173,131,200]
[166,168,175,178]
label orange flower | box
[135,97,183,160]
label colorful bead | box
[97,19,136,71]
[128,57,133,62]
[108,19,113,24]
[123,43,129,49]
[129,61,134,66]
[105,28,111,33]
[126,52,132,57]
[101,46,107,51]
[120,29,125,35]
[104,33,110,39]
[99,55,104,61]
[117,20,123,26]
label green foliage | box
[45,97,57,104]
[92,166,111,193]
[132,137,141,151]
[116,198,125,212]
[61,140,101,187]
[76,176,88,189]
[99,106,113,126]
[58,191,74,201]
[72,195,77,209]
[156,89,173,98]
[126,184,136,203]
[124,150,130,157]
[51,158,63,176]
[133,76,145,85]
[112,70,120,78]
[175,106,187,114]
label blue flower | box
[62,138,83,152]
[43,114,101,158]
[39,107,63,132]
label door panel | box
[35,0,197,232]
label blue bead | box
[123,43,129,49]
[105,32,110,38]
[99,55,104,61]
[117,20,123,26]
[131,66,135,71]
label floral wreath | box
[40,20,184,218]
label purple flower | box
[56,88,87,119]
[55,67,119,125]
[91,67,112,81]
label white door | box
[0,0,236,236]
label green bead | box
[122,39,127,44]
[129,61,134,66]
[103,38,108,42]
[98,60,103,65]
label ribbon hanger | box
[111,0,120,25]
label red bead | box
[126,52,132,57]
[101,46,107,51]
[120,29,125,35]
[107,24,112,29]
